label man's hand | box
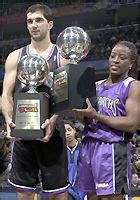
[38,114,61,142]
[6,120,17,141]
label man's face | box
[108,44,133,76]
[27,11,53,41]
[64,124,76,143]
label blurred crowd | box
[86,24,140,61]
[0,114,10,187]
[0,24,140,66]
[130,130,140,196]
[0,0,140,65]
[0,0,139,16]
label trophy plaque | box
[11,55,50,139]
[51,26,97,113]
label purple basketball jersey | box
[83,77,135,142]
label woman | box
[73,41,140,200]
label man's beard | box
[31,34,46,42]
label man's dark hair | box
[26,3,54,22]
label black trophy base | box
[51,63,97,114]
[11,129,45,140]
[11,92,50,139]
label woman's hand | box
[72,98,97,119]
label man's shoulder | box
[9,45,28,57]
[8,48,20,58]
[5,48,22,66]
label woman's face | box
[108,44,133,76]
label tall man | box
[2,4,69,200]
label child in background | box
[64,120,86,200]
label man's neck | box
[30,38,52,53]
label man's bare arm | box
[2,50,19,124]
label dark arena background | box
[0,0,140,199]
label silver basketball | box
[17,55,49,92]
[56,26,91,64]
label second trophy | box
[51,26,97,113]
